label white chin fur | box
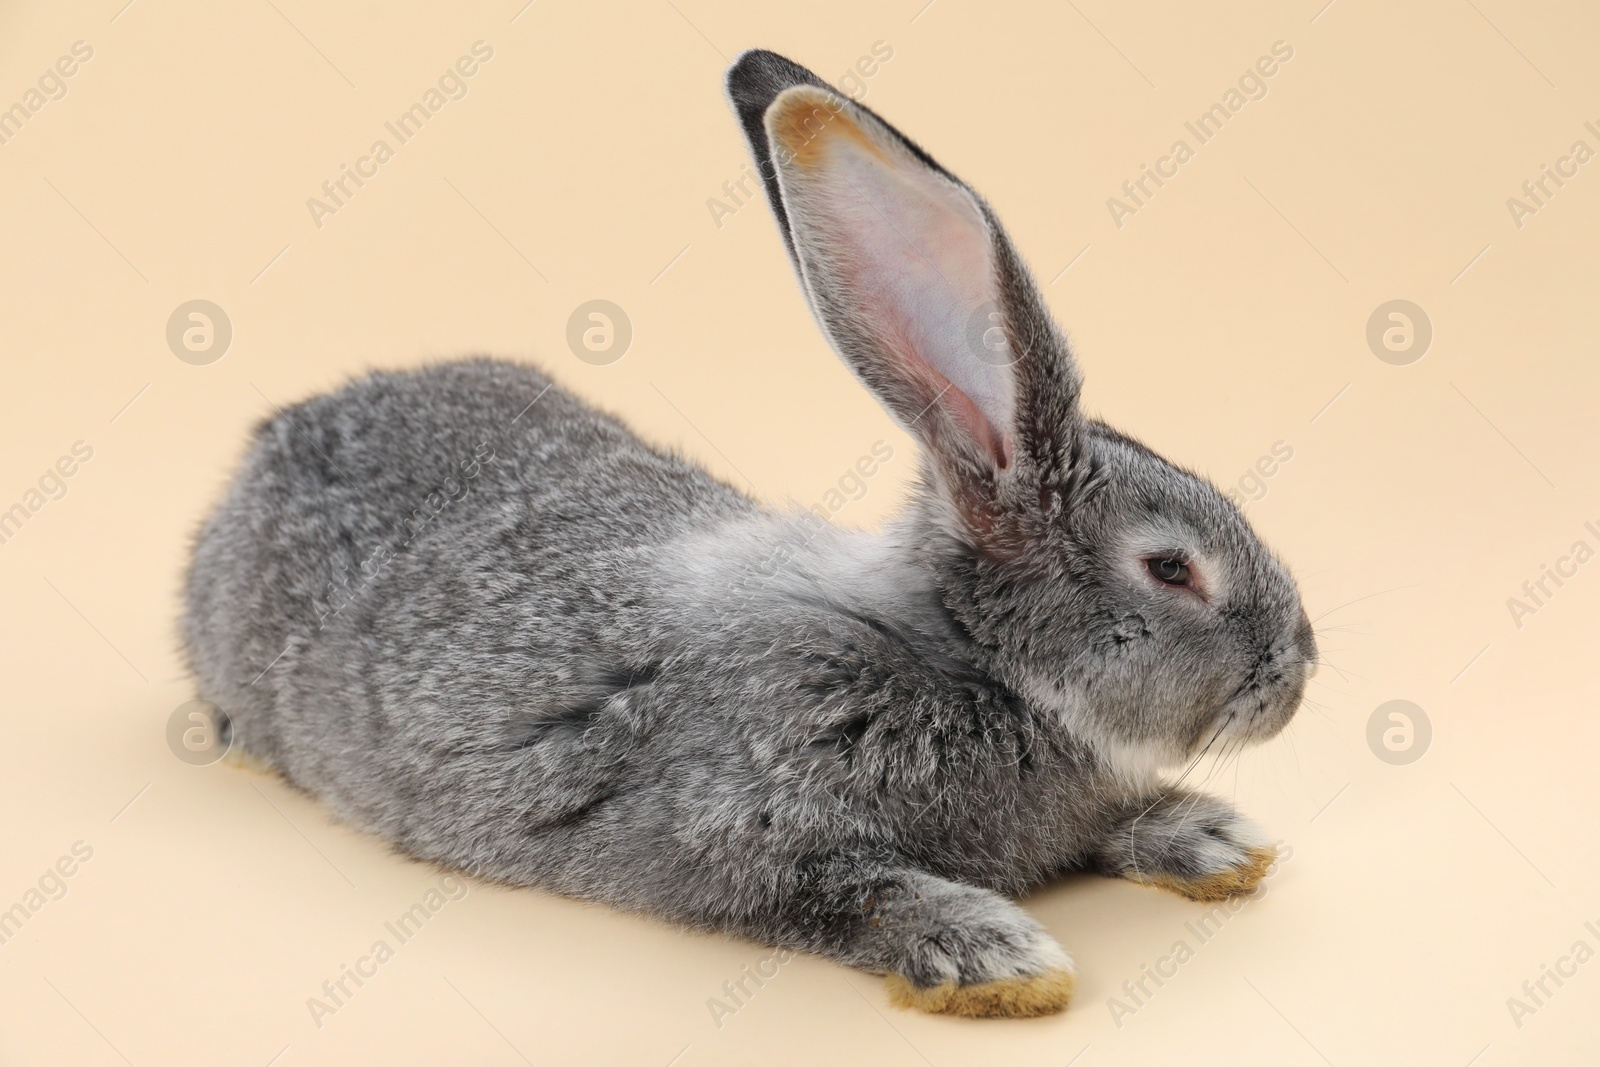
[1021,676,1181,791]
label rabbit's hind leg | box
[754,854,1075,1018]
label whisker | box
[1128,713,1233,873]
[1281,728,1304,787]
[1310,583,1417,624]
[1312,661,1365,684]
[1313,624,1372,637]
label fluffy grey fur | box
[182,50,1314,1000]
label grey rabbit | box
[182,49,1316,1018]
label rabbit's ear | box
[727,51,1082,542]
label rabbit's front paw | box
[880,891,1075,1018]
[1127,842,1278,902]
[1105,792,1279,902]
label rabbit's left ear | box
[727,51,1083,539]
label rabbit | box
[181,48,1316,1019]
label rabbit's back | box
[182,359,1119,908]
[182,359,755,851]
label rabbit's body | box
[187,359,1120,899]
[184,50,1316,1018]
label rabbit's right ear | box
[726,51,1083,550]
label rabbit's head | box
[727,52,1316,782]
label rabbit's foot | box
[776,858,1075,1018]
[1125,843,1278,902]
[867,874,1074,1017]
[886,966,1075,1019]
[1099,790,1279,902]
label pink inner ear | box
[784,111,1017,471]
[875,315,1014,472]
[940,376,1015,471]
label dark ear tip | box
[725,49,787,85]
[724,49,826,115]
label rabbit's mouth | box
[1214,664,1307,747]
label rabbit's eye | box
[1147,558,1191,586]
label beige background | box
[1,0,1596,1063]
